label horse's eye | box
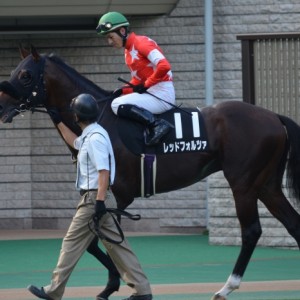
[18,69,33,87]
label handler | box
[27,93,152,300]
[97,11,175,146]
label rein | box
[29,107,48,114]
[96,95,112,122]
[88,208,141,244]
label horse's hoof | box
[211,294,227,300]
[96,275,120,299]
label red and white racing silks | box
[122,32,173,94]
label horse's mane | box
[47,53,111,97]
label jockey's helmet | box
[96,12,129,35]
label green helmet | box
[96,12,129,35]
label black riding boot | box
[117,104,172,146]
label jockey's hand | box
[111,88,123,98]
[133,84,147,94]
[47,108,62,125]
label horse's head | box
[0,45,113,125]
[0,45,47,123]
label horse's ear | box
[19,44,30,59]
[30,45,40,61]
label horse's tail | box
[278,114,300,202]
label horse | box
[0,46,300,300]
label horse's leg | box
[212,180,300,300]
[259,187,300,248]
[212,191,262,300]
[212,183,300,300]
[86,236,120,299]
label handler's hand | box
[47,108,62,125]
[93,200,107,225]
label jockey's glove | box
[133,84,148,94]
[47,108,62,125]
[93,200,107,224]
[111,88,123,98]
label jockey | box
[96,11,175,146]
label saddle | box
[117,107,209,155]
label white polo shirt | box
[74,122,116,190]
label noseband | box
[0,56,47,114]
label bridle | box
[0,53,116,120]
[20,56,47,112]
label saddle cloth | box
[117,107,209,156]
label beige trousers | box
[43,191,151,300]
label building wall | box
[0,0,207,233]
[0,0,300,247]
[208,0,300,248]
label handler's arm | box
[56,122,78,148]
[97,169,110,201]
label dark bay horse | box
[0,46,300,300]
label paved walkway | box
[2,281,300,300]
[1,230,300,300]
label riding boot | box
[117,104,172,146]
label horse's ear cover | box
[19,44,30,60]
[30,45,40,62]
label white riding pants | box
[111,81,175,115]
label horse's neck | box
[51,57,110,99]
[47,56,117,153]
